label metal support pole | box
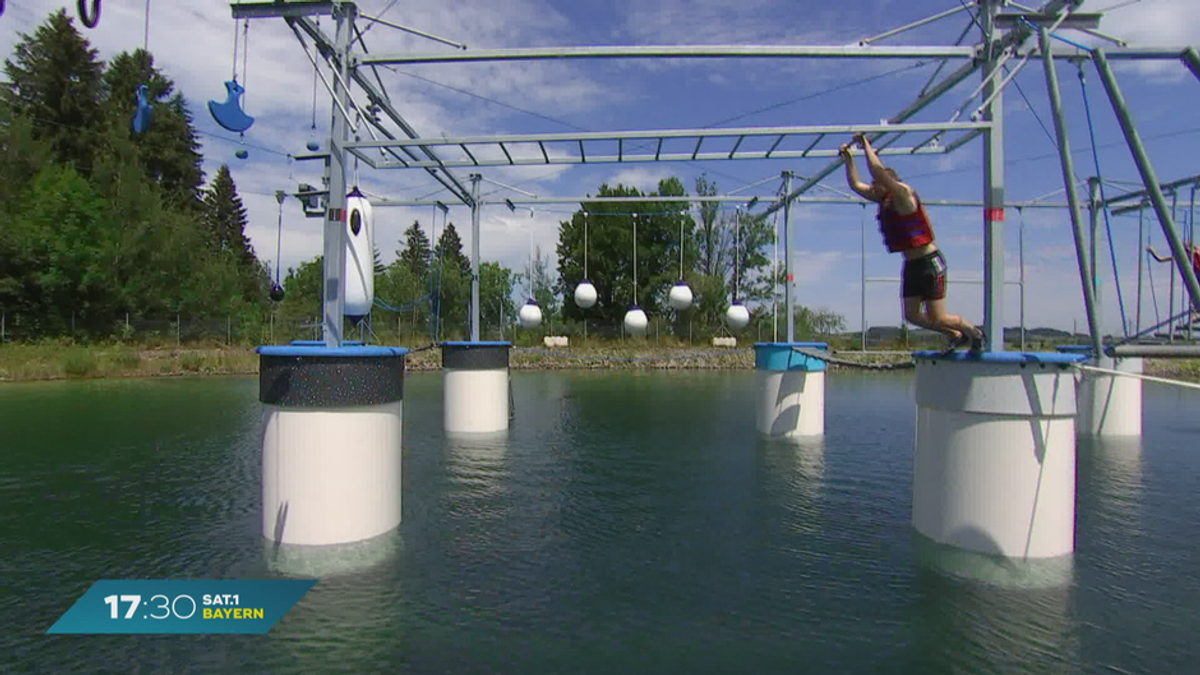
[982,0,1006,352]
[783,171,794,343]
[1169,192,1177,341]
[319,4,353,348]
[470,174,482,342]
[1092,48,1200,324]
[858,4,973,45]
[1183,47,1200,84]
[1136,206,1144,336]
[1019,208,1026,352]
[1041,28,1104,360]
[861,204,867,352]
[1088,178,1105,336]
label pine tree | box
[101,49,205,209]
[2,9,105,172]
[202,165,262,302]
[433,222,471,276]
[397,221,431,280]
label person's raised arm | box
[840,143,875,201]
[856,133,914,211]
[1146,246,1173,263]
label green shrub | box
[62,350,96,378]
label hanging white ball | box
[668,281,693,311]
[623,306,648,336]
[518,300,543,329]
[724,302,751,332]
[574,280,598,309]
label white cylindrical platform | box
[1056,347,1143,438]
[257,343,408,547]
[912,351,1086,562]
[754,342,827,438]
[442,341,511,434]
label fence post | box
[227,315,232,346]
[1,310,5,342]
[176,313,181,346]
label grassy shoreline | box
[1,342,1198,383]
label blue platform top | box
[257,345,408,358]
[1054,345,1095,353]
[754,342,828,372]
[290,340,364,347]
[912,350,1088,365]
[753,342,829,349]
[440,341,512,348]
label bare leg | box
[903,297,960,339]
[924,298,983,339]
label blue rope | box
[1079,66,1130,337]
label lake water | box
[2,369,1198,673]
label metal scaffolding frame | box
[229,0,1197,350]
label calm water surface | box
[1,370,1198,673]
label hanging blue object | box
[132,84,152,135]
[236,149,249,160]
[208,80,255,133]
[306,140,320,152]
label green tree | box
[373,244,385,275]
[2,10,105,173]
[433,222,471,276]
[694,174,726,277]
[201,164,265,304]
[0,109,53,314]
[556,179,694,326]
[101,49,205,209]
[480,261,516,338]
[14,163,117,334]
[519,245,559,324]
[397,221,431,281]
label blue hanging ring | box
[77,0,100,28]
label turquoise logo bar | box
[46,579,317,634]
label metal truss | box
[342,122,989,170]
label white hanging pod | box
[623,306,648,335]
[668,281,693,311]
[724,302,750,332]
[519,299,543,328]
[344,187,375,324]
[574,280,598,309]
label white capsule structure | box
[574,281,598,309]
[344,188,375,324]
[519,300,543,328]
[668,281,693,311]
[724,302,750,332]
[623,306,648,335]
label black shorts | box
[902,250,947,300]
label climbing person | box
[840,132,985,353]
[1147,243,1200,318]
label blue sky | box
[3,0,1198,335]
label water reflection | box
[902,562,1080,674]
[444,431,511,501]
[263,542,406,672]
[264,529,402,579]
[761,435,825,536]
[912,529,1075,589]
[1077,436,1145,540]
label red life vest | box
[1192,245,1200,276]
[878,191,934,253]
